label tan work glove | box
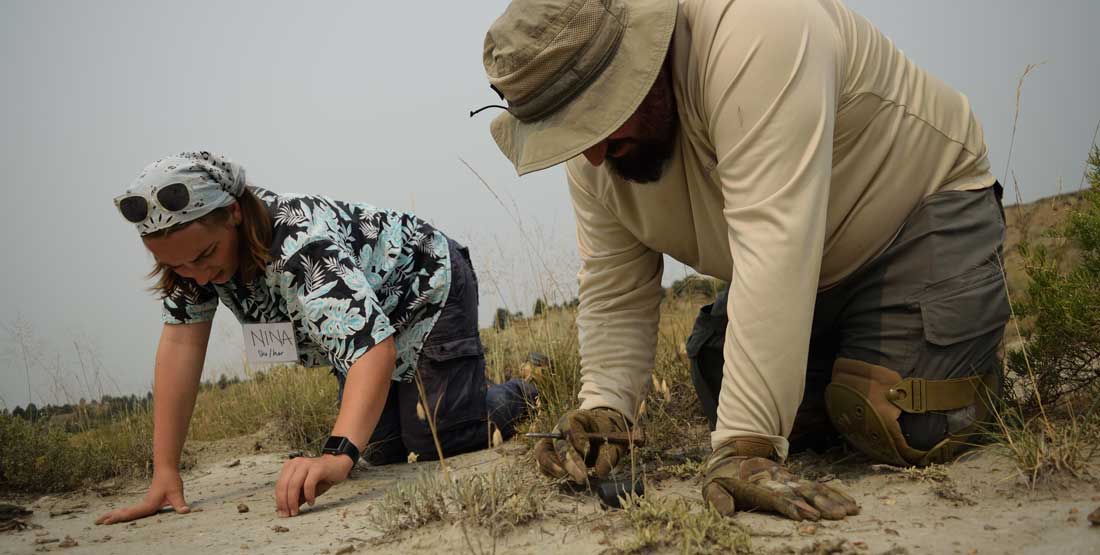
[533,407,630,485]
[702,439,860,521]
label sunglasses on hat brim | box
[114,182,191,223]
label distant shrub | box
[667,275,726,299]
[0,407,155,492]
[1007,146,1100,411]
[0,365,336,494]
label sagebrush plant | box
[1006,147,1100,411]
[990,144,1100,484]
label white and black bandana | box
[117,151,246,235]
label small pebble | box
[1089,506,1100,525]
[237,503,249,514]
[335,546,355,555]
[272,525,289,533]
[58,536,77,548]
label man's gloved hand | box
[533,407,630,485]
[702,439,860,521]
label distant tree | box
[25,402,38,422]
[12,406,25,419]
[533,298,547,316]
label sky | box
[1,0,1098,409]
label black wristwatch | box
[321,436,360,468]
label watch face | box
[323,436,346,452]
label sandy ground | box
[2,442,1098,555]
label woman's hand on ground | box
[95,471,189,525]
[274,454,351,517]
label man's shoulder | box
[565,157,617,197]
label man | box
[479,0,1008,521]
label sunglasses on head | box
[114,182,191,223]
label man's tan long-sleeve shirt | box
[567,0,995,457]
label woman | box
[96,151,535,523]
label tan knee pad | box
[825,359,914,466]
[824,358,978,466]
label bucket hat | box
[482,0,678,175]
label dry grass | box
[605,494,752,555]
[480,293,713,478]
[0,364,338,493]
[0,406,157,493]
[188,365,337,449]
[366,460,548,536]
[984,400,1099,487]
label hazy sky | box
[2,1,1098,409]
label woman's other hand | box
[274,454,352,517]
[95,470,189,525]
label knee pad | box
[824,358,994,466]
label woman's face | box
[143,203,242,286]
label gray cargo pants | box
[688,185,1009,455]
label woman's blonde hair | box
[146,187,272,298]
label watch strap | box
[321,436,360,466]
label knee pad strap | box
[825,358,978,466]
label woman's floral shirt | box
[161,187,451,382]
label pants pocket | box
[405,335,488,443]
[918,258,1011,349]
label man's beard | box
[607,76,679,184]
[607,132,678,183]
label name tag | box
[243,322,299,364]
